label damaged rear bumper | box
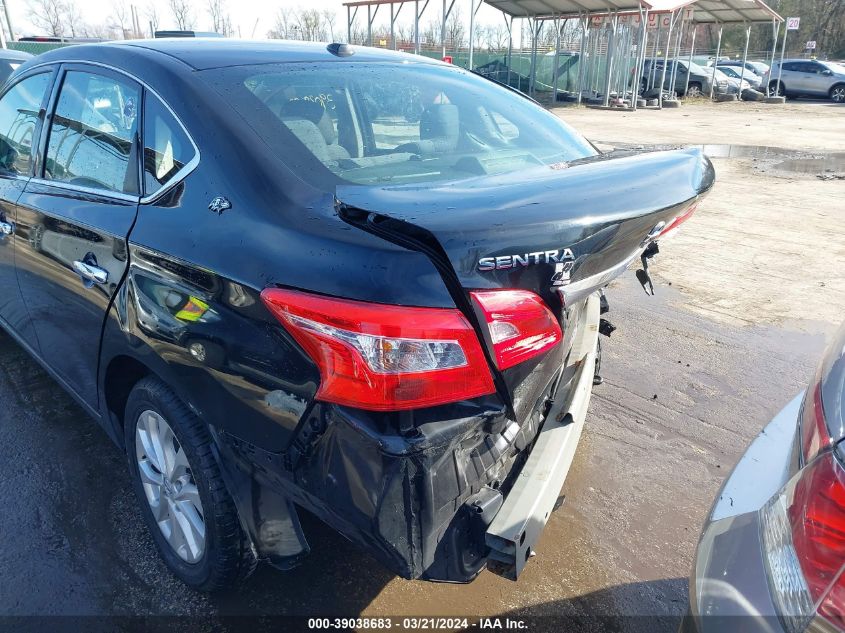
[217,294,600,583]
[486,292,599,579]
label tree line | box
[23,0,845,58]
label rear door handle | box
[0,221,13,235]
[73,259,109,285]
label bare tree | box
[295,9,325,41]
[322,9,336,42]
[145,5,160,36]
[207,0,226,34]
[483,23,510,51]
[268,7,296,39]
[108,0,130,38]
[169,0,195,30]
[27,0,67,37]
[65,0,85,37]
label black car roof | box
[33,38,437,71]
[0,49,33,62]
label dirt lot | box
[560,100,845,330]
[1,100,843,631]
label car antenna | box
[327,43,354,58]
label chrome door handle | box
[0,221,13,235]
[73,259,109,285]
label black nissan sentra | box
[0,39,714,590]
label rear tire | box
[831,84,845,104]
[124,377,257,591]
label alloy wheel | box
[832,86,845,103]
[135,410,206,563]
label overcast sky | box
[8,0,509,41]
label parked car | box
[717,59,769,77]
[684,322,845,632]
[0,40,714,591]
[763,59,845,102]
[639,58,726,97]
[0,49,32,86]
[715,64,763,90]
[712,67,752,95]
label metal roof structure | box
[686,0,782,23]
[479,0,781,23]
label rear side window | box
[44,70,140,194]
[143,93,195,195]
[0,73,51,176]
[202,62,596,187]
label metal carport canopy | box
[482,0,782,23]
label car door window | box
[0,73,51,176]
[44,70,140,194]
[142,93,196,196]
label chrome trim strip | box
[28,177,140,203]
[555,249,641,308]
[24,59,201,204]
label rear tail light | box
[658,202,699,240]
[761,378,845,632]
[470,290,562,370]
[801,383,833,464]
[260,288,495,411]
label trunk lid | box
[336,148,715,415]
[337,148,713,311]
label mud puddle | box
[596,141,845,179]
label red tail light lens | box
[801,383,832,465]
[260,288,495,411]
[470,290,562,370]
[788,452,845,602]
[762,380,845,631]
[658,202,699,240]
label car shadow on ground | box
[496,578,688,633]
[1,328,687,630]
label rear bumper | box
[486,292,599,579]
[686,393,803,633]
[219,294,600,583]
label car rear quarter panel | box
[97,63,455,451]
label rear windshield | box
[201,62,596,186]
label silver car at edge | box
[764,59,845,103]
[683,321,845,633]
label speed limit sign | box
[786,17,800,30]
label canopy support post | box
[684,22,696,96]
[576,13,588,105]
[602,13,618,107]
[776,20,788,96]
[552,16,561,102]
[739,23,751,96]
[658,10,677,108]
[709,23,723,99]
[767,18,779,95]
[505,12,513,86]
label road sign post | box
[776,18,800,96]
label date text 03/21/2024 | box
[306,617,528,629]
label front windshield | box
[201,62,597,187]
[688,61,709,74]
[822,61,845,74]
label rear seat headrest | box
[279,99,337,145]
